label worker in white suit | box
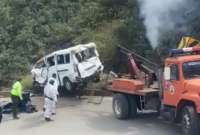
[51,73,59,115]
[44,75,58,121]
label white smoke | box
[138,0,192,48]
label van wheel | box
[63,78,73,93]
[112,93,129,120]
[181,106,200,135]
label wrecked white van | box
[31,43,104,93]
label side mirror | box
[164,67,171,81]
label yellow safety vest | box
[11,81,23,99]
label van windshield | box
[75,47,96,63]
[183,61,200,79]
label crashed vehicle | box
[31,43,104,93]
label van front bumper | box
[75,66,103,84]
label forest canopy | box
[0,0,200,84]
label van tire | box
[63,78,73,93]
[181,106,200,135]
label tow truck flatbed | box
[107,84,159,96]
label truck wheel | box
[181,106,200,135]
[63,78,73,93]
[112,94,129,120]
[128,96,137,118]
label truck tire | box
[128,96,137,118]
[181,106,200,135]
[63,78,73,93]
[112,93,129,120]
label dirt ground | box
[0,96,181,135]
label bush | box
[21,74,33,90]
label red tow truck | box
[109,45,200,135]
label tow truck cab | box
[110,47,200,135]
[163,48,200,114]
[162,48,200,135]
[164,55,200,111]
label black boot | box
[45,117,52,121]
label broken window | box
[47,56,55,66]
[88,47,96,58]
[75,53,82,63]
[75,47,96,63]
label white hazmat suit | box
[44,78,58,120]
[51,78,58,114]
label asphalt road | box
[0,97,181,135]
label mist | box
[137,0,200,48]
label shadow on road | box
[84,110,182,135]
[20,113,47,129]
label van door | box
[46,55,58,82]
[56,54,74,85]
[32,59,47,84]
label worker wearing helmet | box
[10,78,23,119]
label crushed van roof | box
[42,42,96,59]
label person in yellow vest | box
[10,78,23,119]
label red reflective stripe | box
[192,47,200,52]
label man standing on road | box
[10,78,23,119]
[50,74,58,115]
[44,74,58,121]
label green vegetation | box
[0,0,200,86]
[21,74,33,90]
